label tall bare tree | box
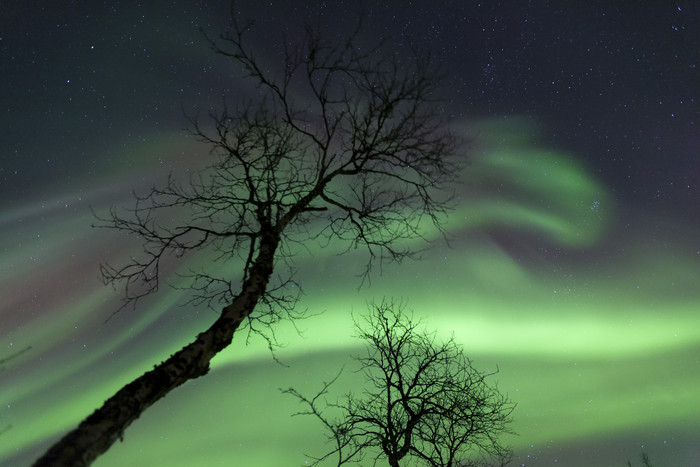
[34,7,457,467]
[284,300,514,467]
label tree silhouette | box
[284,300,514,467]
[33,7,457,467]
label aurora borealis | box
[1,1,699,466]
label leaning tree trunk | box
[33,235,279,467]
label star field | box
[1,1,699,465]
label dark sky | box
[2,1,698,217]
[1,1,699,466]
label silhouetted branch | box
[0,345,31,369]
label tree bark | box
[33,234,279,467]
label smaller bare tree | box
[284,300,515,467]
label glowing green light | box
[2,118,698,466]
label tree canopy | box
[285,300,515,467]
[34,6,458,466]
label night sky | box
[1,1,699,466]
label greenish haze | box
[1,120,697,466]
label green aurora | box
[1,120,698,465]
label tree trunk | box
[33,234,279,466]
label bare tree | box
[284,300,514,467]
[33,6,457,467]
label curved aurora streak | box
[1,119,698,466]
